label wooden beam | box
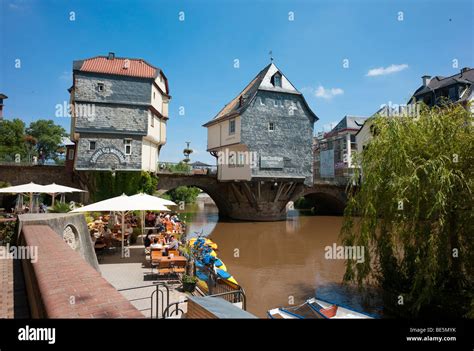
[273,182,284,203]
[242,182,259,209]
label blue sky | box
[1,0,473,163]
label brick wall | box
[20,225,143,318]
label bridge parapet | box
[156,162,217,176]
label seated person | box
[167,235,179,251]
[150,238,161,249]
[144,230,153,248]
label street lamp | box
[183,141,193,163]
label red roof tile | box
[79,56,157,79]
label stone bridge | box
[157,173,347,220]
[0,165,348,221]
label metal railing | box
[156,162,217,176]
[117,282,170,318]
[161,289,247,319]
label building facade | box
[313,115,367,183]
[69,53,170,172]
[409,67,473,110]
[203,63,318,186]
[357,67,474,154]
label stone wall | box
[74,72,151,105]
[75,133,143,170]
[72,72,151,172]
[241,90,315,186]
[75,103,148,134]
[17,213,100,272]
[0,165,85,209]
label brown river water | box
[180,203,382,318]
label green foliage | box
[0,181,11,188]
[165,162,191,173]
[0,119,27,161]
[0,119,66,163]
[182,274,198,284]
[341,103,474,317]
[49,202,71,213]
[165,186,200,204]
[294,197,313,209]
[91,171,158,202]
[26,119,67,161]
[0,220,17,245]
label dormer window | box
[272,72,282,87]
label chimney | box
[460,67,470,74]
[422,75,432,87]
[107,52,115,60]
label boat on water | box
[188,236,240,294]
[267,297,375,319]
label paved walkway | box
[99,244,188,318]
[0,258,29,318]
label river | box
[179,202,382,318]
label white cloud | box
[314,85,344,100]
[59,71,71,81]
[8,0,28,10]
[366,64,409,77]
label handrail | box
[162,300,187,318]
[161,288,247,319]
[118,282,170,318]
[207,289,247,311]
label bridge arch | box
[302,185,347,215]
[156,174,231,217]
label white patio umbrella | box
[128,193,177,236]
[41,183,87,206]
[71,194,170,258]
[0,182,47,212]
[129,193,177,207]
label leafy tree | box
[26,119,66,161]
[91,171,158,202]
[0,118,27,161]
[164,162,191,173]
[341,103,474,318]
[165,186,201,204]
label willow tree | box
[341,103,474,318]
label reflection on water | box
[179,203,382,318]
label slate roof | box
[332,115,368,131]
[210,64,273,122]
[203,63,318,127]
[412,68,474,98]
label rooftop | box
[412,67,474,97]
[74,53,160,79]
[203,62,318,126]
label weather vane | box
[269,50,274,62]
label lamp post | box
[183,141,193,163]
